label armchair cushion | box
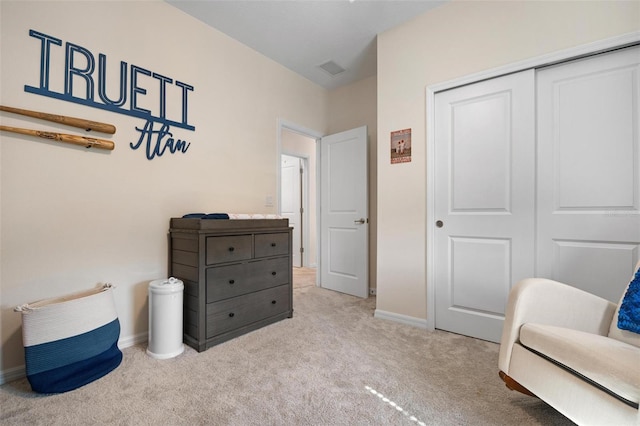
[498,278,616,374]
[520,323,640,408]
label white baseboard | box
[0,332,149,386]
[374,309,429,329]
[0,365,26,386]
[118,332,148,349]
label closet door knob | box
[271,243,276,247]
[228,247,235,252]
[228,312,235,318]
[436,220,444,228]
[271,271,277,276]
[228,279,235,285]
[271,300,277,304]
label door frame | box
[277,119,322,277]
[425,31,640,332]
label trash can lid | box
[149,277,184,292]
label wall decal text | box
[25,29,195,160]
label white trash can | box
[147,277,184,359]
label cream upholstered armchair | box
[498,262,640,425]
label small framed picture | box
[391,128,411,164]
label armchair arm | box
[498,278,616,374]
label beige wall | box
[376,1,640,320]
[0,0,328,377]
[327,75,378,290]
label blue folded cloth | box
[618,269,640,334]
[182,213,229,220]
[203,213,229,220]
[182,213,206,218]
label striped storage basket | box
[15,284,122,393]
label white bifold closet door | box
[434,45,640,342]
[434,70,536,343]
[536,46,640,303]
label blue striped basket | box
[15,284,122,393]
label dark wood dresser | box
[169,218,293,352]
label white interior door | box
[320,126,368,298]
[434,70,536,343]
[536,46,640,301]
[281,154,302,267]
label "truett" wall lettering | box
[25,29,195,160]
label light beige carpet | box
[0,268,572,425]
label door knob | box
[436,220,444,228]
[354,218,366,224]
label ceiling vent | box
[318,60,346,77]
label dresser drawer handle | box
[271,243,276,247]
[228,279,235,285]
[271,300,277,305]
[228,312,235,318]
[228,247,235,252]
[271,271,277,276]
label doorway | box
[278,122,319,283]
[278,121,370,298]
[281,154,305,267]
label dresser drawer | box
[254,232,290,258]
[206,235,252,265]
[206,257,290,302]
[206,284,290,338]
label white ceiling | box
[166,0,446,90]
